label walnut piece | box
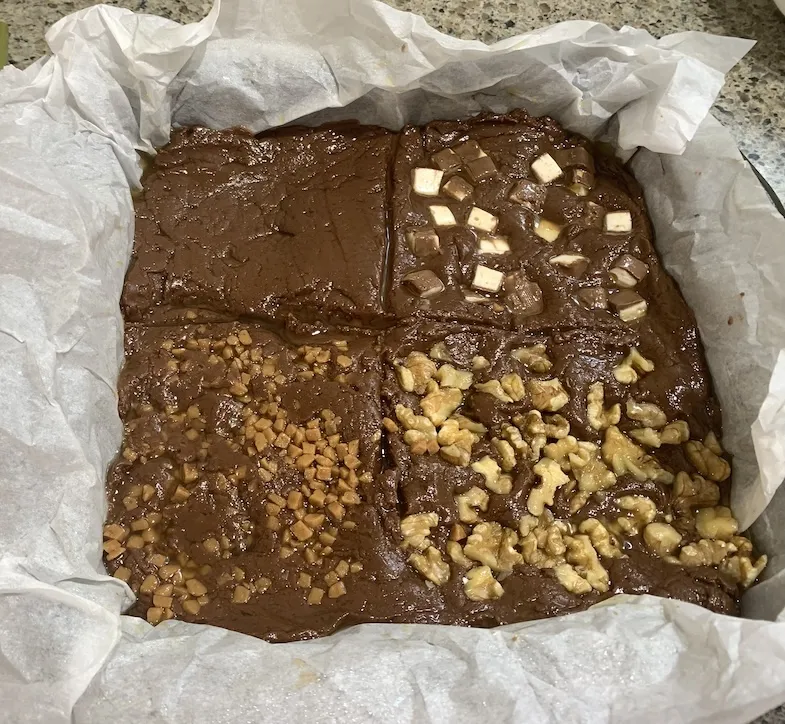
[528,458,570,516]
[402,352,438,394]
[473,379,514,403]
[409,547,450,585]
[456,486,490,524]
[500,373,527,402]
[695,506,738,541]
[464,522,522,572]
[565,534,610,592]
[587,382,621,430]
[400,512,439,551]
[429,341,452,362]
[633,420,690,447]
[573,454,617,493]
[579,519,623,559]
[446,540,474,567]
[464,565,504,601]
[673,472,720,512]
[519,513,569,569]
[625,399,667,429]
[440,444,471,467]
[543,434,579,470]
[602,426,674,484]
[435,364,473,390]
[615,495,657,535]
[491,437,517,472]
[685,440,731,482]
[512,344,552,373]
[420,387,463,426]
[437,419,479,463]
[643,522,682,556]
[471,456,501,489]
[613,347,654,384]
[528,378,569,411]
[554,563,592,594]
[395,405,437,439]
[721,553,767,588]
[680,538,736,567]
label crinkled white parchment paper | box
[1,1,785,721]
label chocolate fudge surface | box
[123,123,393,325]
[103,110,766,642]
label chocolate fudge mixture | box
[103,111,766,642]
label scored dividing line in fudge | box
[390,111,680,331]
[103,322,444,641]
[123,124,393,325]
[378,321,764,619]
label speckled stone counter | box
[2,0,784,721]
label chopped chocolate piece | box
[552,146,595,172]
[432,148,462,172]
[477,236,511,255]
[534,218,563,242]
[466,155,497,183]
[577,287,609,310]
[581,201,606,228]
[549,253,589,277]
[406,228,441,257]
[403,270,446,298]
[472,265,504,293]
[610,289,648,320]
[568,167,595,196]
[609,267,638,288]
[505,273,544,321]
[530,153,563,184]
[429,205,457,227]
[412,167,444,197]
[605,210,633,233]
[509,179,547,212]
[615,254,649,281]
[467,207,498,233]
[453,140,485,161]
[442,176,473,202]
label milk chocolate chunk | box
[466,155,497,183]
[432,148,462,172]
[568,167,595,196]
[442,176,473,202]
[403,270,445,298]
[610,289,648,320]
[577,287,609,310]
[552,146,595,172]
[509,179,546,212]
[505,273,544,321]
[406,228,441,257]
[549,253,589,277]
[453,140,485,161]
[615,254,649,282]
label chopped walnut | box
[464,565,504,601]
[453,414,487,435]
[464,522,522,572]
[615,495,657,535]
[602,426,674,484]
[554,563,592,594]
[643,522,682,556]
[720,553,767,588]
[500,373,527,402]
[629,427,662,448]
[673,472,720,512]
[543,435,579,471]
[395,364,415,392]
[491,437,517,472]
[472,355,490,371]
[573,455,617,493]
[634,420,690,447]
[447,540,474,567]
[420,387,463,426]
[435,364,474,390]
[471,456,501,489]
[704,431,723,455]
[695,506,738,541]
[511,344,552,373]
[400,512,439,551]
[429,342,452,362]
[680,538,736,567]
[473,379,514,403]
[409,546,450,585]
[565,534,610,592]
[513,411,546,460]
[502,424,531,460]
[543,414,570,439]
[519,514,569,569]
[569,490,591,514]
[395,404,437,439]
[685,440,731,482]
[625,399,667,429]
[528,458,570,516]
[402,352,438,394]
[587,382,621,430]
[579,519,623,559]
[456,486,490,524]
[437,419,479,455]
[528,378,569,411]
[440,444,471,467]
[613,347,654,384]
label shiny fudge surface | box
[103,111,765,642]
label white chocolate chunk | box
[609,267,638,288]
[530,153,563,184]
[549,254,588,268]
[471,265,504,293]
[604,211,632,233]
[478,236,511,255]
[429,205,457,227]
[534,218,563,242]
[619,299,648,321]
[467,207,499,233]
[411,167,444,197]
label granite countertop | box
[2,1,784,722]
